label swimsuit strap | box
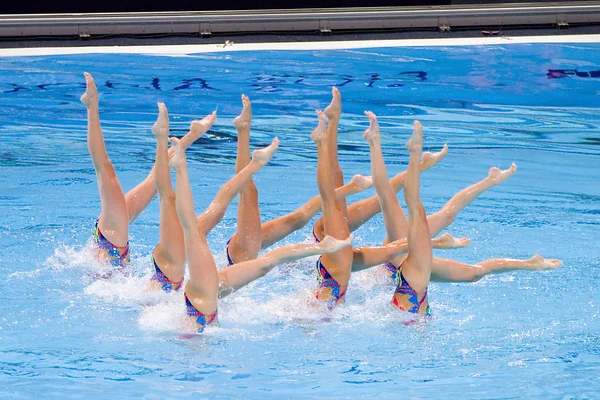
[150,255,183,292]
[184,293,218,333]
[315,257,347,310]
[225,238,234,266]
[383,262,399,282]
[316,258,337,284]
[312,226,321,243]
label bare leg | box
[426,164,518,236]
[313,144,448,241]
[174,136,277,313]
[260,174,372,249]
[218,235,353,298]
[431,254,562,283]
[227,95,263,263]
[81,72,129,247]
[351,233,470,272]
[170,139,219,315]
[195,138,280,235]
[150,103,187,287]
[125,111,217,223]
[324,87,347,217]
[363,111,409,243]
[312,111,353,292]
[352,233,471,272]
[399,121,432,294]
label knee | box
[378,191,397,208]
[256,264,271,278]
[96,158,117,178]
[155,244,185,268]
[196,231,209,246]
[160,191,176,204]
[411,202,427,220]
[287,211,311,230]
[440,207,457,226]
[467,268,484,282]
[247,182,258,195]
[196,224,209,238]
[229,237,259,262]
[240,180,258,198]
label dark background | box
[0,0,585,14]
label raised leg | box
[324,88,344,185]
[195,138,279,235]
[125,111,217,223]
[351,233,470,272]
[312,110,353,292]
[170,138,219,315]
[426,164,517,236]
[363,111,409,241]
[218,235,353,298]
[324,87,347,217]
[81,72,129,247]
[259,174,372,249]
[227,95,263,263]
[150,103,187,286]
[312,144,448,241]
[430,254,562,282]
[399,121,433,294]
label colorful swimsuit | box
[315,257,347,310]
[391,268,431,316]
[150,255,183,293]
[184,293,218,333]
[383,262,399,282]
[312,226,321,243]
[93,220,129,268]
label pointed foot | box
[80,72,98,108]
[152,102,169,138]
[233,94,252,130]
[319,234,353,253]
[310,110,327,143]
[252,137,280,165]
[324,87,341,120]
[362,111,381,143]
[406,120,423,153]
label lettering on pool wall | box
[0,71,428,94]
[547,69,600,79]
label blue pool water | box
[1,42,599,398]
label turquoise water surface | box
[0,43,599,398]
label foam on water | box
[42,237,426,339]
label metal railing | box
[0,2,599,38]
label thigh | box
[320,202,353,282]
[425,210,449,238]
[184,232,219,300]
[401,206,432,293]
[430,257,481,283]
[96,163,129,229]
[380,195,409,241]
[156,196,185,264]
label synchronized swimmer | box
[81,72,562,332]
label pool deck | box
[0,31,600,56]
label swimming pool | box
[0,37,599,398]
